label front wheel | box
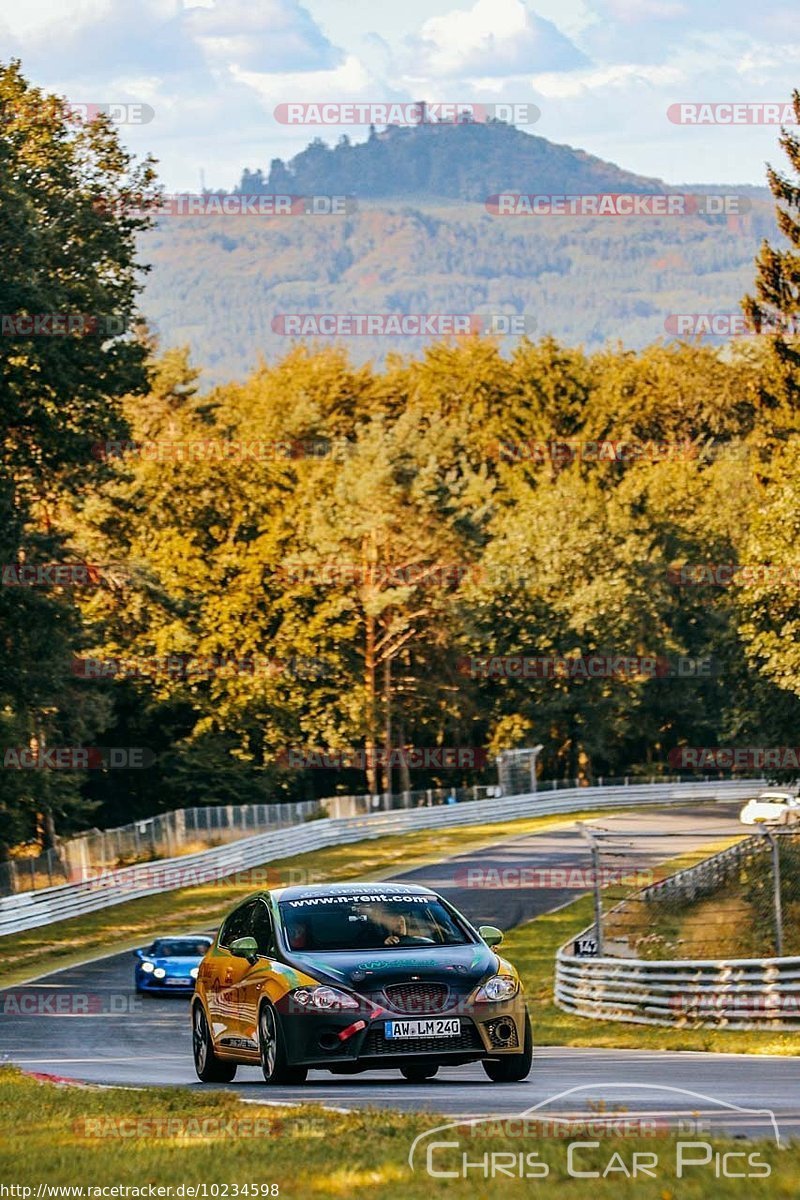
[258,1002,308,1085]
[400,1064,439,1082]
[192,1003,237,1082]
[482,1011,533,1083]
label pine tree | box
[742,89,800,362]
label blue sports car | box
[134,934,213,994]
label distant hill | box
[137,122,774,384]
[236,119,667,203]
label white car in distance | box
[740,790,800,826]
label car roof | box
[270,881,439,903]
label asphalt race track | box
[3,802,799,1141]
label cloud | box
[9,0,204,79]
[406,0,589,78]
[581,0,800,60]
[184,0,342,72]
[7,0,340,81]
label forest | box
[2,62,800,856]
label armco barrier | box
[555,823,800,1031]
[0,778,761,937]
[555,951,800,1032]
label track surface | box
[3,802,799,1140]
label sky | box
[0,0,798,191]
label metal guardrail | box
[2,774,715,896]
[555,953,800,1031]
[555,827,800,1031]
[0,799,324,897]
[0,778,761,938]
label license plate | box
[165,978,191,986]
[384,1019,460,1039]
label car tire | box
[482,1011,533,1083]
[192,1002,237,1083]
[400,1065,439,1082]
[258,1001,308,1085]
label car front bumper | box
[136,972,197,994]
[273,993,528,1068]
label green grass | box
[600,839,800,961]
[0,1066,795,1198]
[504,857,800,1056]
[1,808,617,989]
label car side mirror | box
[133,948,144,959]
[479,925,504,947]
[229,936,259,962]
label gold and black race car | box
[192,881,532,1084]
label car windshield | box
[759,795,790,804]
[150,938,211,957]
[278,893,471,951]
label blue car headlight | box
[140,961,155,974]
[153,967,166,979]
[475,975,519,1002]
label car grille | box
[363,1021,483,1056]
[382,982,452,1014]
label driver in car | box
[379,909,433,946]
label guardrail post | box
[576,822,604,956]
[760,828,784,957]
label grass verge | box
[504,846,800,1056]
[0,1066,794,1198]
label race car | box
[191,882,532,1085]
[134,934,213,994]
[740,790,800,826]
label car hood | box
[281,941,499,992]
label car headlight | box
[190,967,199,979]
[140,961,155,973]
[153,967,166,979]
[475,975,519,1002]
[290,986,359,1011]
